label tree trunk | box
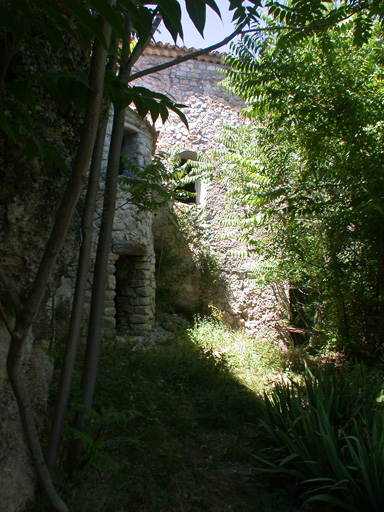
[45,111,109,469]
[377,227,384,345]
[66,16,162,472]
[4,12,113,509]
[66,103,126,473]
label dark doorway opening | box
[114,255,138,331]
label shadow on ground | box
[30,322,305,512]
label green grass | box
[28,315,384,512]
[188,315,287,394]
[34,316,297,512]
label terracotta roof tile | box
[144,42,225,64]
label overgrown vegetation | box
[29,317,297,512]
[4,2,384,511]
[204,21,384,359]
[0,2,255,508]
[28,315,384,512]
[190,314,285,393]
[154,199,225,317]
[259,364,384,511]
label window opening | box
[174,150,205,205]
[120,129,140,176]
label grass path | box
[31,316,308,511]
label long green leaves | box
[259,364,384,511]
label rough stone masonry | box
[132,43,285,337]
[59,108,157,340]
[60,43,286,340]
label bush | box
[258,364,384,511]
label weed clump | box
[189,315,287,394]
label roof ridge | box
[144,41,226,64]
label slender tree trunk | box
[7,327,69,512]
[326,240,349,344]
[377,227,384,345]
[66,16,162,472]
[45,111,109,469]
[66,101,126,474]
[4,11,113,509]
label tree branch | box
[128,14,162,71]
[127,9,354,85]
[127,19,248,83]
[241,13,354,35]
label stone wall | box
[133,44,285,337]
[0,21,87,509]
[60,108,157,340]
[0,324,53,512]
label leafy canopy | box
[211,20,384,353]
[0,0,261,169]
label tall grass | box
[36,316,289,512]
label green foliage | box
[0,0,92,172]
[164,148,205,203]
[189,315,287,393]
[263,1,384,48]
[152,148,226,315]
[196,246,223,293]
[259,364,384,511]
[119,152,176,211]
[52,321,275,511]
[211,24,384,355]
[1,0,229,172]
[104,80,189,125]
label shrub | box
[258,364,384,511]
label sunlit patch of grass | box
[188,315,288,395]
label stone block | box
[134,306,150,316]
[130,279,150,287]
[132,269,149,280]
[106,275,116,290]
[131,323,152,333]
[134,262,150,270]
[112,241,149,255]
[135,297,153,306]
[104,290,116,301]
[136,286,154,297]
[129,314,150,324]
